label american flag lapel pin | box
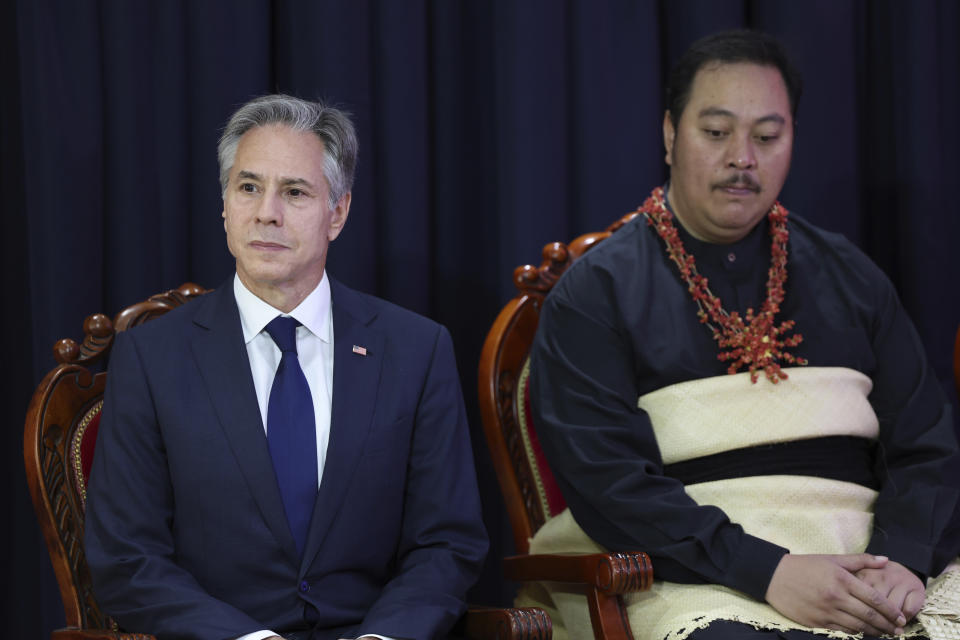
[352,345,368,356]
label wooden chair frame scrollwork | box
[25,282,550,640]
[479,213,654,640]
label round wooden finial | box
[543,242,568,263]
[83,313,113,338]
[53,338,80,364]
[514,264,539,288]
[179,282,206,296]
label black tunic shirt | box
[529,203,960,602]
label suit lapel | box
[189,284,299,565]
[300,279,384,572]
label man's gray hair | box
[217,94,358,208]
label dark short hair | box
[218,94,357,208]
[666,30,802,128]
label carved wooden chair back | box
[478,213,639,553]
[23,284,209,638]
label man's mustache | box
[713,173,760,192]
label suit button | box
[299,581,310,593]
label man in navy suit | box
[84,94,488,640]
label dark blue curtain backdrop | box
[4,1,959,637]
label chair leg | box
[587,590,635,640]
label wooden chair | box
[478,214,654,640]
[25,283,550,640]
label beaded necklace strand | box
[639,186,807,383]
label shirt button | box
[727,252,736,263]
[299,581,310,593]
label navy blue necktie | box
[265,316,318,556]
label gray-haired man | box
[85,94,488,640]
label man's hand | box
[765,554,907,636]
[856,560,926,622]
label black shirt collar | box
[662,184,769,275]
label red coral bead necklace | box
[638,186,807,384]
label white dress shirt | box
[232,274,392,640]
[234,272,333,484]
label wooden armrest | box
[504,552,653,594]
[51,629,155,640]
[457,606,552,639]
[504,553,651,640]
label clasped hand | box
[765,554,926,636]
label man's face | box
[663,62,793,244]
[223,124,350,307]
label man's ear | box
[327,192,352,242]
[663,110,675,166]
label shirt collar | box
[233,272,332,345]
[662,182,769,271]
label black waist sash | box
[662,435,878,489]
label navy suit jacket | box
[84,279,488,640]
